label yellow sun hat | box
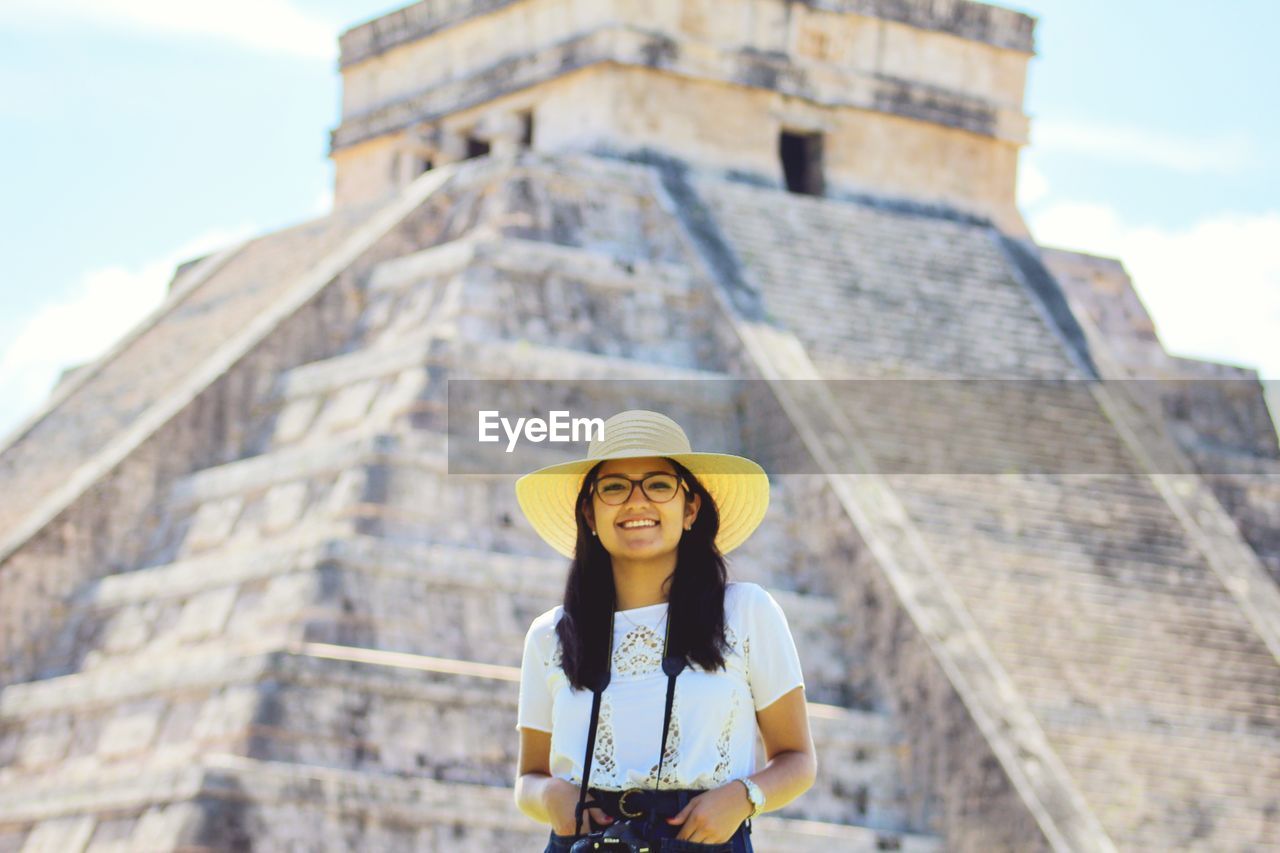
[514,409,770,559]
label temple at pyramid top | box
[330,0,1036,234]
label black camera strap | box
[574,601,685,837]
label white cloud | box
[312,184,335,217]
[0,225,255,444]
[1017,153,1050,208]
[3,0,339,61]
[1034,118,1257,175]
[1030,203,1280,380]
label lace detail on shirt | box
[723,623,742,658]
[590,692,617,783]
[613,624,665,677]
[713,688,739,784]
[545,609,755,790]
[544,624,669,679]
[634,682,683,788]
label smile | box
[619,519,659,529]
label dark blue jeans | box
[544,817,753,852]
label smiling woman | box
[511,409,817,853]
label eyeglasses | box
[591,473,687,506]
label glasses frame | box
[590,472,689,506]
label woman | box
[512,409,817,852]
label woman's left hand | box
[665,781,753,843]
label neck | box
[611,552,676,610]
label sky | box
[1,0,1277,442]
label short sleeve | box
[745,585,806,711]
[515,619,554,732]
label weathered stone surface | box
[2,17,1278,849]
[330,0,1033,232]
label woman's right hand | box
[543,777,615,836]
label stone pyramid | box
[2,1,1278,851]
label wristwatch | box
[738,777,765,819]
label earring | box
[592,529,598,537]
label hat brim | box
[515,451,769,560]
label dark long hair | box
[555,458,730,692]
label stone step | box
[916,503,1198,552]
[446,336,737,383]
[351,229,718,370]
[1183,442,1280,476]
[1052,738,1279,810]
[1038,703,1278,758]
[81,526,356,610]
[261,329,739,455]
[168,429,395,511]
[942,557,1225,606]
[273,333,435,403]
[891,473,1202,520]
[696,177,1089,380]
[0,648,920,835]
[994,643,1279,700]
[943,570,1278,654]
[895,481,1197,526]
[836,414,1142,476]
[987,632,1278,699]
[33,525,860,706]
[1051,737,1278,846]
[932,541,1248,607]
[2,558,860,717]
[272,308,732,404]
[0,753,945,852]
[364,234,698,301]
[149,429,476,562]
[1048,728,1278,796]
[947,555,1254,614]
[944,580,1279,669]
[931,534,1212,581]
[936,540,1274,627]
[909,512,1197,564]
[243,648,909,828]
[0,644,275,719]
[31,524,354,681]
[993,649,1280,722]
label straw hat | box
[514,409,769,559]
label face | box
[585,457,701,560]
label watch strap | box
[739,777,765,819]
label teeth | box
[620,520,657,528]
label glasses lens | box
[595,475,634,505]
[642,474,680,502]
[594,474,682,504]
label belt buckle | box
[617,788,645,818]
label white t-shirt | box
[515,581,806,791]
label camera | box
[568,818,658,852]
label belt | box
[585,787,707,821]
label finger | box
[666,802,693,824]
[673,814,702,839]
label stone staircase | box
[0,155,948,850]
[1039,245,1280,589]
[3,151,1278,850]
[687,173,1280,850]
